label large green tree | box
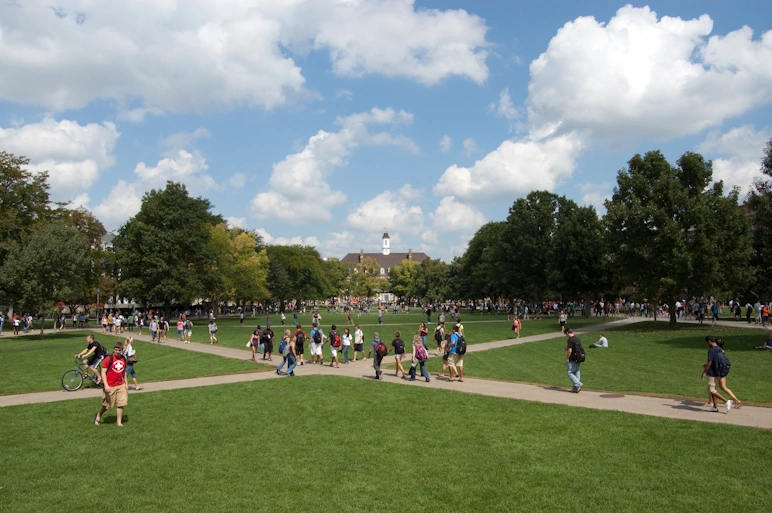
[0,152,55,266]
[460,221,507,300]
[113,182,222,317]
[745,139,772,300]
[207,223,269,306]
[0,222,90,335]
[548,202,611,311]
[389,259,420,300]
[604,150,753,326]
[413,258,450,301]
[265,245,332,304]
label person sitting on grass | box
[590,333,608,348]
[754,332,772,350]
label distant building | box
[341,233,429,302]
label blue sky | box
[1,1,771,261]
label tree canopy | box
[604,150,752,325]
[113,181,222,316]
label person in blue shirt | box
[447,325,463,382]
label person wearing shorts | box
[701,336,730,412]
[310,324,324,364]
[353,324,365,361]
[293,325,307,365]
[447,325,463,381]
[95,341,128,427]
[75,334,107,385]
[392,331,406,377]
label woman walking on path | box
[342,327,352,364]
[123,337,141,390]
[419,322,428,350]
[208,319,218,344]
[285,332,298,376]
[353,324,365,361]
[249,329,261,361]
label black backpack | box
[570,338,586,363]
[434,327,443,342]
[313,330,322,344]
[715,351,731,377]
[455,335,467,355]
[295,331,305,345]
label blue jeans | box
[420,335,428,350]
[277,355,288,373]
[342,345,350,363]
[567,361,582,390]
[285,354,297,376]
[374,356,383,377]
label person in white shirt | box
[590,332,608,348]
[353,324,365,361]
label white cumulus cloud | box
[346,185,425,235]
[0,117,119,200]
[527,5,772,140]
[0,1,490,114]
[431,196,487,233]
[440,135,452,152]
[251,107,418,223]
[435,132,584,202]
[696,125,772,196]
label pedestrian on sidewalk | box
[353,324,365,361]
[701,336,731,412]
[342,327,352,364]
[368,332,388,380]
[277,330,292,374]
[249,329,261,361]
[122,337,141,390]
[293,324,307,365]
[392,331,407,377]
[716,339,742,410]
[208,319,218,344]
[285,332,298,376]
[262,323,275,361]
[565,328,585,393]
[408,334,430,382]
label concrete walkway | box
[2,316,770,429]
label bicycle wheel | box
[62,370,83,391]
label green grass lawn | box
[0,376,770,513]
[419,321,772,404]
[0,331,268,395]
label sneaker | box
[707,407,719,412]
[726,400,733,413]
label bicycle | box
[62,358,103,392]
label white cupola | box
[382,232,390,255]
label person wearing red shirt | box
[94,341,128,427]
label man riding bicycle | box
[75,334,108,385]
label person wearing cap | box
[261,323,275,361]
[367,331,386,379]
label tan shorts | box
[102,384,128,409]
[706,376,718,394]
[448,353,460,369]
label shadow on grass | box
[608,321,771,352]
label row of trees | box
[454,147,772,326]
[2,141,771,327]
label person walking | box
[94,341,129,427]
[447,325,464,381]
[701,336,731,412]
[392,331,407,377]
[408,334,431,382]
[433,322,445,356]
[262,323,275,361]
[419,322,428,350]
[122,337,141,390]
[208,319,218,344]
[368,332,388,380]
[353,324,365,361]
[285,332,298,376]
[564,328,585,393]
[293,324,307,365]
[277,330,292,374]
[341,327,352,364]
[328,325,341,368]
[249,328,261,361]
[716,339,741,409]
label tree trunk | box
[669,298,678,328]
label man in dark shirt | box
[261,323,275,361]
[564,328,583,393]
[701,336,730,412]
[75,334,108,384]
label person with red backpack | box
[367,332,389,380]
[328,325,341,368]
